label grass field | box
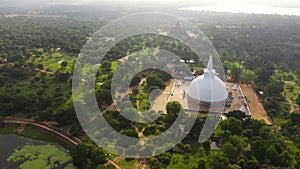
[0,123,73,149]
[29,51,75,73]
[0,123,18,134]
[166,153,198,169]
[20,125,75,150]
[277,70,300,104]
[118,158,137,169]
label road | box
[2,117,81,145]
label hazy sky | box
[176,0,300,16]
[2,0,300,15]
[75,0,300,7]
[2,0,300,7]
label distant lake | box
[0,134,72,169]
[178,5,300,16]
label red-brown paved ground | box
[240,84,273,125]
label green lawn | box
[20,125,75,150]
[30,51,75,73]
[269,70,300,124]
[276,70,300,104]
[0,123,18,134]
[118,158,137,169]
[166,153,197,169]
[111,61,119,72]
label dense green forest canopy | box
[1,5,300,168]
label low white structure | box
[187,56,227,112]
[240,106,246,113]
[232,85,238,90]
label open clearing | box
[151,79,273,125]
[239,84,273,125]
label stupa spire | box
[207,56,213,73]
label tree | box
[130,74,142,87]
[240,69,257,84]
[108,119,120,129]
[120,129,138,138]
[242,118,264,136]
[231,66,242,81]
[37,63,44,69]
[243,160,260,169]
[0,77,4,87]
[96,89,112,105]
[280,150,293,167]
[290,112,300,126]
[265,80,284,96]
[228,164,241,169]
[10,52,24,62]
[156,71,172,82]
[197,158,207,169]
[55,72,70,83]
[251,139,268,164]
[71,143,107,169]
[149,158,163,169]
[166,101,181,115]
[265,145,280,165]
[258,126,272,140]
[0,118,4,127]
[220,117,242,135]
[71,143,90,168]
[165,101,182,124]
[222,142,239,162]
[296,95,300,106]
[101,60,112,72]
[157,152,172,167]
[255,63,274,84]
[226,110,246,120]
[146,74,166,89]
[208,152,230,169]
[61,61,68,68]
[242,129,254,139]
[91,148,108,166]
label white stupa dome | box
[187,56,227,102]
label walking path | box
[287,99,299,113]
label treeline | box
[0,16,104,62]
[194,12,300,73]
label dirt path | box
[240,84,273,125]
[102,103,115,114]
[113,156,125,163]
[89,103,115,122]
[288,99,295,113]
[108,159,123,169]
[138,78,147,86]
[287,99,299,113]
[34,68,55,75]
[133,125,146,138]
[17,123,27,134]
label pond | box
[0,134,76,169]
